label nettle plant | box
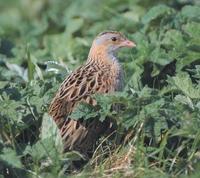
[0,1,200,177]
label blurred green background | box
[0,0,200,177]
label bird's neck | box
[87,46,118,66]
[87,46,124,91]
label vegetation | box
[0,0,200,177]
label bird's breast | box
[101,60,124,92]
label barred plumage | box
[49,31,136,156]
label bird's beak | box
[120,39,136,48]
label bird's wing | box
[48,63,111,128]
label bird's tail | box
[61,117,117,157]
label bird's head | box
[89,31,136,60]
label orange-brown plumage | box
[49,31,136,156]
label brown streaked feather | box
[48,31,132,157]
[49,62,114,121]
[49,59,121,155]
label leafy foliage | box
[0,0,200,177]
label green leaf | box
[0,81,8,88]
[182,21,200,47]
[0,148,22,168]
[168,72,200,99]
[150,47,172,66]
[0,9,22,35]
[65,18,84,35]
[161,29,184,50]
[24,138,60,162]
[180,5,200,19]
[175,94,194,110]
[70,102,98,120]
[142,5,172,24]
[44,32,74,61]
[176,51,200,71]
[27,45,35,81]
[40,113,63,152]
[183,22,200,39]
[188,65,200,80]
[0,93,22,123]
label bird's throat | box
[88,46,118,65]
[87,47,122,87]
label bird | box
[49,31,136,157]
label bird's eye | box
[111,37,117,41]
